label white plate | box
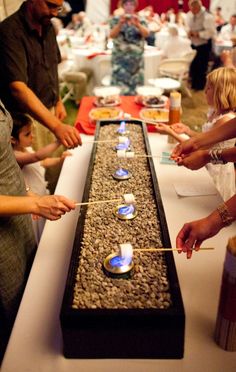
[93,97,121,107]
[89,107,123,122]
[136,85,163,97]
[149,78,181,91]
[135,95,168,108]
[140,108,169,123]
[93,86,121,97]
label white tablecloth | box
[71,46,164,85]
[213,40,233,55]
[2,132,236,372]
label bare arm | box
[176,195,236,258]
[172,116,236,158]
[10,81,82,148]
[14,141,61,167]
[177,146,236,170]
[109,16,125,38]
[0,194,76,220]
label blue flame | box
[118,204,135,215]
[115,139,130,150]
[117,121,126,134]
[115,168,129,176]
[110,255,132,267]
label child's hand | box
[61,151,72,160]
[171,123,190,135]
[155,122,170,134]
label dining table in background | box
[57,31,164,87]
[74,95,169,135]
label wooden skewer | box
[83,139,116,144]
[133,247,214,252]
[135,154,172,159]
[75,197,121,206]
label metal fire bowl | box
[114,204,138,220]
[103,252,134,278]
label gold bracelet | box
[217,203,234,226]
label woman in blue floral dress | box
[109,0,149,95]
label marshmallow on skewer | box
[119,243,133,265]
[118,136,129,144]
[117,149,126,158]
[123,193,135,204]
[126,151,135,158]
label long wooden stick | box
[75,197,121,206]
[83,139,116,144]
[133,247,214,252]
[135,154,171,159]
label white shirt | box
[219,23,236,41]
[185,6,216,46]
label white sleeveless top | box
[202,112,236,201]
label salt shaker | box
[168,91,181,144]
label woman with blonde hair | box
[157,67,236,200]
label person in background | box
[67,11,92,37]
[166,7,176,23]
[0,100,76,361]
[219,14,236,41]
[11,113,71,243]
[175,3,187,28]
[109,0,149,95]
[214,6,226,32]
[65,12,80,30]
[138,6,161,46]
[161,24,193,59]
[156,67,236,201]
[185,0,216,90]
[0,0,82,193]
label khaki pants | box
[31,107,64,194]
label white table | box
[71,46,164,85]
[2,132,236,372]
[213,39,233,55]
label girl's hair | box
[11,113,32,140]
[206,67,236,112]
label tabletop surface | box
[2,120,236,372]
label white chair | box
[59,71,88,104]
[95,55,112,86]
[157,50,196,97]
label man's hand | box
[54,123,82,148]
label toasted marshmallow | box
[123,193,135,204]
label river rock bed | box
[72,122,172,310]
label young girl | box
[11,113,71,242]
[156,67,236,201]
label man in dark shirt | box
[0,1,81,152]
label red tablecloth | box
[74,96,169,135]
